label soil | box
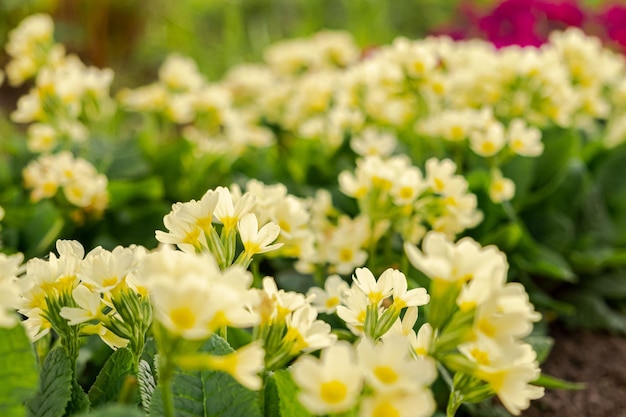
[522,326,626,417]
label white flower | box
[307,275,350,314]
[461,338,544,415]
[238,213,282,256]
[78,246,136,292]
[350,128,397,157]
[60,285,102,325]
[489,169,516,203]
[284,305,337,354]
[214,187,256,232]
[352,267,394,305]
[357,336,436,392]
[207,342,265,390]
[291,342,363,414]
[336,285,369,335]
[359,388,436,417]
[507,119,543,157]
[469,122,506,157]
[404,232,507,285]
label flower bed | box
[1,11,626,417]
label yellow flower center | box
[480,141,496,155]
[433,177,445,192]
[325,296,340,309]
[183,228,201,246]
[470,348,491,366]
[374,366,398,384]
[320,380,347,404]
[450,125,465,140]
[477,318,496,338]
[339,248,353,263]
[278,219,291,233]
[102,276,119,288]
[398,186,414,200]
[196,216,213,233]
[373,400,400,417]
[169,306,196,330]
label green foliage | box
[73,404,145,417]
[268,370,312,417]
[87,348,135,408]
[26,347,74,417]
[0,325,39,417]
[150,335,262,417]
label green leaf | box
[532,374,585,390]
[26,347,73,417]
[149,335,262,417]
[107,178,164,210]
[514,242,577,282]
[262,373,280,417]
[272,369,312,417]
[584,271,626,299]
[73,404,145,417]
[65,379,90,416]
[561,293,626,332]
[225,327,252,350]
[137,360,155,413]
[0,325,39,417]
[22,201,65,258]
[524,335,554,364]
[88,348,135,407]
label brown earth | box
[522,326,626,417]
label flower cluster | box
[119,53,274,158]
[22,151,109,219]
[405,232,544,415]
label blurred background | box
[0,0,622,91]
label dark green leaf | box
[514,243,577,282]
[107,178,164,210]
[26,347,73,417]
[225,327,252,350]
[88,348,135,407]
[584,271,626,299]
[65,378,90,416]
[272,369,311,417]
[532,374,585,390]
[562,293,626,332]
[262,373,280,417]
[73,404,145,417]
[149,335,262,417]
[0,325,39,417]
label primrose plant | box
[0,184,548,417]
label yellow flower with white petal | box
[237,213,282,258]
[59,284,102,325]
[474,283,541,341]
[284,305,337,354]
[350,128,397,157]
[507,119,543,157]
[214,186,256,233]
[336,284,370,336]
[307,274,349,314]
[359,387,436,417]
[351,267,394,305]
[469,122,506,157]
[0,253,24,328]
[291,341,363,415]
[460,338,544,416]
[357,336,436,392]
[203,342,265,390]
[489,169,516,204]
[78,246,135,293]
